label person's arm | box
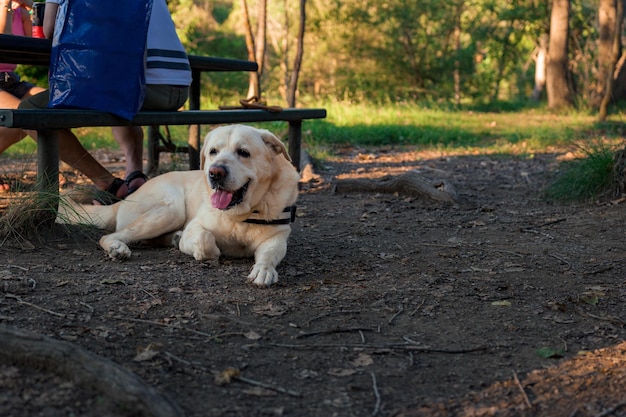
[19,5,30,36]
[1,1,12,34]
[42,1,58,38]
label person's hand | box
[12,0,34,10]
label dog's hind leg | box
[100,211,186,260]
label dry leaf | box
[215,367,241,386]
[328,368,358,377]
[253,303,287,316]
[242,387,277,396]
[133,343,160,362]
[491,300,511,307]
[244,330,262,340]
[350,352,373,367]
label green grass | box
[545,142,620,202]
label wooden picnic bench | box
[0,34,326,200]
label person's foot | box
[125,171,148,195]
[92,178,128,205]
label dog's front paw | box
[247,264,278,287]
[193,243,220,261]
[179,231,220,261]
[105,241,131,260]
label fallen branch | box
[513,370,532,409]
[4,293,65,318]
[332,170,460,204]
[370,371,382,416]
[295,327,373,339]
[272,342,492,354]
[0,325,186,417]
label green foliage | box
[545,141,620,202]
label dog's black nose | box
[209,165,228,181]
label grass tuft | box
[0,189,59,246]
[545,142,622,202]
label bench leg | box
[287,121,302,171]
[146,125,160,176]
[188,124,200,170]
[36,129,60,220]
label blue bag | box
[48,0,153,120]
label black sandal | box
[92,177,126,205]
[125,170,148,195]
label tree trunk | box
[531,34,548,101]
[255,0,267,78]
[596,0,616,107]
[286,0,306,108]
[453,3,464,106]
[599,0,624,120]
[0,325,185,417]
[241,0,261,99]
[546,0,573,110]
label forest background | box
[17,0,624,112]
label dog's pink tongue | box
[211,189,233,209]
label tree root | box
[0,325,186,417]
[332,170,460,204]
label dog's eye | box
[237,149,250,158]
[209,148,217,155]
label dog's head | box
[200,125,298,214]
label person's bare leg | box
[0,91,28,154]
[22,127,129,200]
[112,125,146,191]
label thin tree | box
[286,0,306,108]
[531,34,548,101]
[240,0,267,99]
[599,0,624,120]
[546,0,573,109]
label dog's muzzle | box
[209,164,249,210]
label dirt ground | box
[2,145,626,417]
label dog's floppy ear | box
[260,129,292,162]
[199,133,210,169]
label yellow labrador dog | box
[58,124,300,286]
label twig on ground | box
[163,351,193,367]
[593,401,626,417]
[4,293,65,317]
[535,218,567,228]
[549,253,572,271]
[235,374,302,397]
[388,305,404,325]
[112,316,215,338]
[6,264,28,271]
[587,264,615,275]
[370,371,381,416]
[295,327,373,339]
[305,310,362,327]
[273,342,492,354]
[520,228,554,239]
[512,370,532,409]
[409,299,425,317]
[575,308,626,327]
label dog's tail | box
[56,195,118,230]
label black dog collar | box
[244,206,296,225]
